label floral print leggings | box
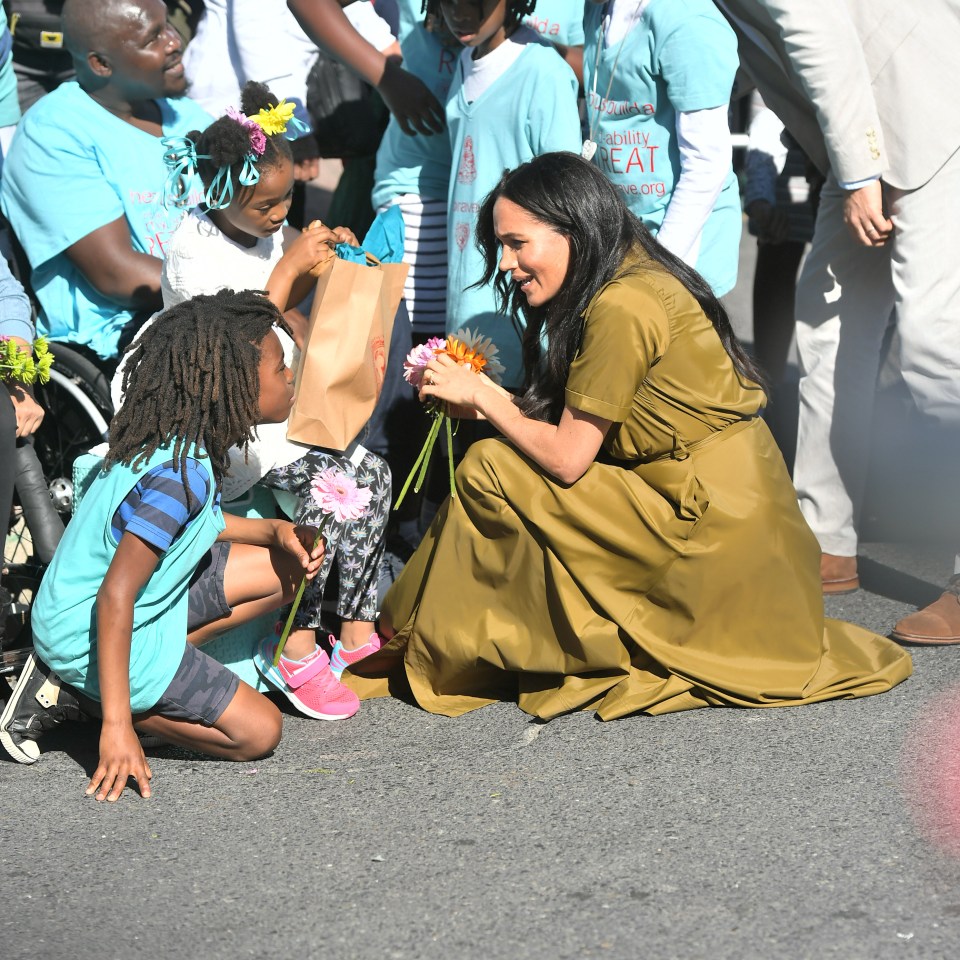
[261,447,391,628]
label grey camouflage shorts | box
[151,642,240,726]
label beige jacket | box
[717,0,960,190]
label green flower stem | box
[394,408,443,511]
[445,412,456,500]
[413,412,443,494]
[273,526,325,666]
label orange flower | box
[435,335,488,375]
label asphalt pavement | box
[3,226,960,960]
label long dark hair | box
[108,290,279,489]
[474,152,766,423]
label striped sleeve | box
[111,458,211,551]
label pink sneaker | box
[329,633,382,681]
[255,638,359,720]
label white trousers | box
[794,147,960,556]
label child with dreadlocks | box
[120,81,392,718]
[0,291,333,799]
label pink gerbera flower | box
[310,468,373,522]
[402,336,447,388]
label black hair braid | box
[190,80,293,195]
[107,290,281,496]
[422,0,536,30]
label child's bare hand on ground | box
[87,721,153,802]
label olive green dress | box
[346,261,912,718]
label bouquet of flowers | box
[395,328,504,509]
[273,467,372,665]
[0,336,53,385]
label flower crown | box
[161,98,308,211]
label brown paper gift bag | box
[286,253,409,451]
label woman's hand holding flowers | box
[419,352,490,413]
[395,329,505,508]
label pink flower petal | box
[403,337,447,387]
[310,468,372,522]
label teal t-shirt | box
[446,39,581,388]
[0,82,212,358]
[395,0,425,44]
[371,20,458,209]
[0,24,19,130]
[583,0,740,295]
[32,443,225,714]
[525,0,586,46]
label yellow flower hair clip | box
[250,99,296,137]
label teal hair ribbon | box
[161,135,210,208]
[203,155,260,210]
[282,115,309,140]
[237,154,261,187]
[205,165,235,210]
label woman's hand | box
[273,521,325,580]
[419,353,492,412]
[87,720,153,802]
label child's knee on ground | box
[220,686,283,760]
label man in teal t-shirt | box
[0,0,210,360]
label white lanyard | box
[582,0,645,160]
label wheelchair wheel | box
[30,343,113,518]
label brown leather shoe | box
[891,577,960,645]
[821,553,859,595]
